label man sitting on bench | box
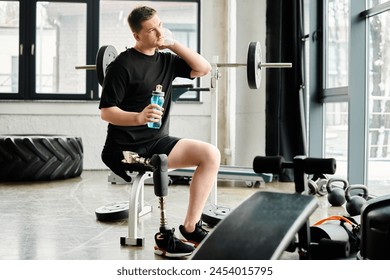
[99,6,220,258]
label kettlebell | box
[326,178,349,206]
[345,184,368,216]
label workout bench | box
[96,151,171,247]
[119,168,153,246]
[108,165,273,187]
[192,155,336,260]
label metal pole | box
[260,62,292,68]
[75,65,96,70]
[216,62,292,68]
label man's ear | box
[133,32,140,41]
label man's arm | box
[100,104,163,126]
[167,41,211,78]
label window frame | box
[309,0,390,188]
[0,0,201,101]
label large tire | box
[0,135,83,182]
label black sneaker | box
[179,220,208,247]
[154,228,195,258]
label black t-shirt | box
[99,48,193,151]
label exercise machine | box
[192,155,337,260]
[358,194,390,259]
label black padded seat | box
[192,191,318,260]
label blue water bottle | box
[147,84,165,129]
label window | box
[323,0,349,178]
[365,1,390,194]
[0,0,93,100]
[36,2,87,95]
[0,0,200,101]
[324,0,349,89]
[368,0,390,9]
[0,1,19,94]
[310,0,390,195]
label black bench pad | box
[192,191,318,260]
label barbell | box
[216,41,292,89]
[75,41,292,89]
[75,45,118,86]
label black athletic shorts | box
[101,135,181,182]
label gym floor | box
[0,170,350,260]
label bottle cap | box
[156,85,163,92]
[152,84,165,96]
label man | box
[99,6,220,258]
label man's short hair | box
[127,6,157,33]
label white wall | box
[0,0,266,170]
[234,0,267,166]
[0,102,107,170]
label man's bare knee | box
[202,144,221,168]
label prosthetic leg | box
[149,153,171,233]
[119,152,172,245]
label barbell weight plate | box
[316,179,328,196]
[307,179,318,195]
[247,41,262,89]
[95,201,129,221]
[96,45,118,86]
[201,204,231,227]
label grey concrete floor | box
[0,170,350,260]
